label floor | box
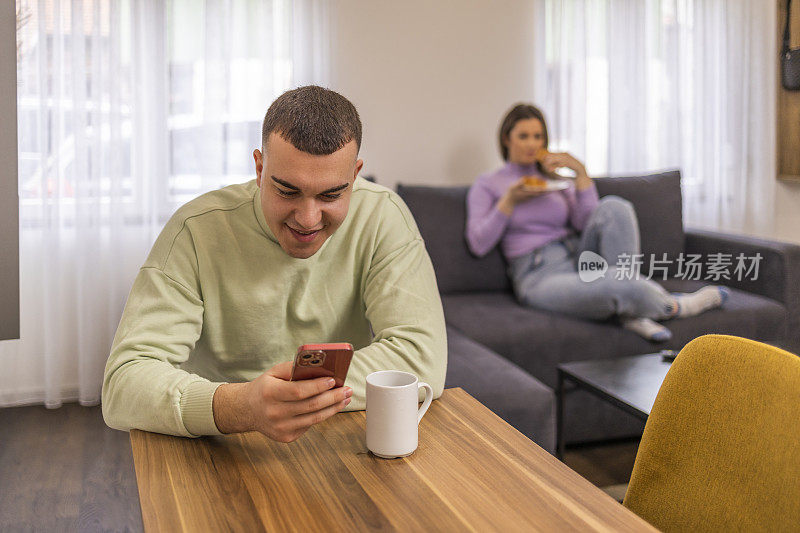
[0,403,142,533]
[563,438,640,502]
[0,403,639,532]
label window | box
[16,0,306,227]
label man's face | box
[254,133,363,259]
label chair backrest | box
[623,334,800,531]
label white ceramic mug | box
[366,370,433,458]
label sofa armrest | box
[685,228,800,339]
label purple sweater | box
[466,162,600,259]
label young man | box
[102,86,447,442]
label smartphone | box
[290,343,354,388]
[660,349,679,363]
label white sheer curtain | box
[3,0,330,408]
[532,0,776,234]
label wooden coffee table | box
[131,388,655,531]
[556,353,674,458]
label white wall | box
[328,1,799,244]
[329,0,537,188]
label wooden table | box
[131,388,656,532]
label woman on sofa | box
[465,103,728,341]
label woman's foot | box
[672,286,730,318]
[621,317,673,343]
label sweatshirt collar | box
[252,182,279,244]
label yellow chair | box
[623,334,800,532]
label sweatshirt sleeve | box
[465,178,510,257]
[101,225,225,437]
[566,182,600,232]
[344,195,447,410]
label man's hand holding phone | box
[213,360,352,443]
[212,343,354,443]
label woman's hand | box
[496,178,548,215]
[541,152,593,190]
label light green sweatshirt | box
[101,177,447,437]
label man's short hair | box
[261,85,362,155]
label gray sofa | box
[398,170,800,448]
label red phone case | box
[290,343,354,388]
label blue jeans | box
[508,196,674,321]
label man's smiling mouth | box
[287,224,322,242]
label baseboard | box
[0,385,100,409]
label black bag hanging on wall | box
[783,0,800,90]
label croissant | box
[522,176,547,188]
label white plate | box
[523,179,570,192]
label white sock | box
[674,286,729,318]
[621,317,673,343]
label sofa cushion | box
[594,170,684,276]
[658,278,788,346]
[396,184,511,294]
[445,326,555,453]
[442,289,786,389]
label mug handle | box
[417,382,433,424]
